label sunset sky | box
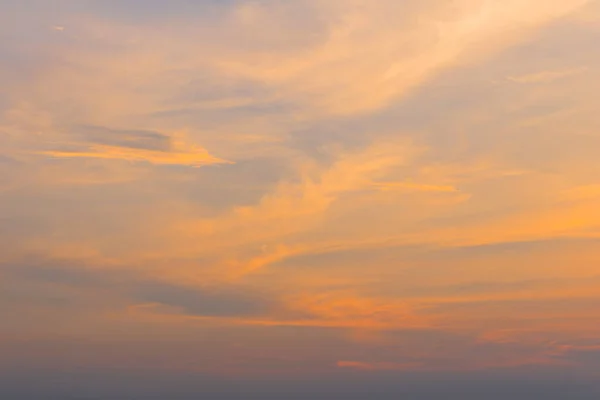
[2,0,600,398]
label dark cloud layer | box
[75,126,173,152]
[1,369,599,400]
[2,261,274,318]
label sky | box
[1,0,600,398]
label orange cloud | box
[39,139,230,167]
[371,181,458,193]
[215,0,591,115]
[337,360,422,371]
[507,67,588,84]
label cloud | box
[134,282,273,317]
[370,181,458,193]
[39,132,230,167]
[165,139,420,258]
[337,360,422,371]
[1,260,276,326]
[508,67,588,84]
[211,0,591,115]
[76,125,173,151]
[562,184,600,202]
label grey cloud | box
[72,0,234,21]
[172,157,290,211]
[3,261,275,318]
[0,369,599,400]
[74,125,173,152]
[0,0,229,21]
[134,282,273,317]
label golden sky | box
[1,0,600,397]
